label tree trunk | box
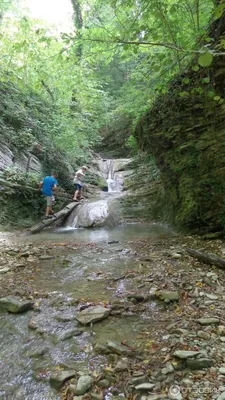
[30,202,80,234]
[186,248,225,270]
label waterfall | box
[64,157,132,228]
[106,159,123,193]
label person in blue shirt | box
[39,172,58,219]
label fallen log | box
[186,248,225,270]
[30,202,80,234]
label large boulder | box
[66,200,110,228]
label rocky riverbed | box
[1,229,225,400]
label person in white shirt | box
[73,166,88,201]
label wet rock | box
[141,396,167,400]
[75,375,93,395]
[186,358,213,369]
[106,341,132,356]
[14,263,26,268]
[197,317,220,326]
[111,310,122,316]
[161,363,174,375]
[115,359,128,372]
[135,383,155,391]
[75,306,110,325]
[26,345,49,358]
[126,273,136,279]
[50,370,76,390]
[173,350,200,359]
[55,314,75,322]
[39,255,54,260]
[97,379,110,388]
[111,301,125,310]
[94,343,111,354]
[57,328,83,341]
[90,392,104,400]
[0,296,34,313]
[110,388,120,395]
[197,330,211,340]
[127,294,145,302]
[28,314,43,330]
[206,294,218,300]
[155,291,179,302]
[68,384,76,393]
[130,375,148,385]
[0,267,10,273]
[217,392,225,400]
[173,328,189,335]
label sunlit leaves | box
[198,52,213,67]
[192,65,200,72]
[213,3,225,20]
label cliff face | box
[0,140,42,174]
[135,13,225,232]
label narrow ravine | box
[1,159,225,400]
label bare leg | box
[73,189,80,200]
[45,206,52,217]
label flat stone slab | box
[57,328,83,341]
[135,383,155,391]
[106,341,132,355]
[50,370,76,390]
[173,350,200,359]
[0,267,10,273]
[197,317,220,326]
[75,306,110,325]
[186,358,213,369]
[39,255,54,260]
[155,290,179,301]
[0,296,34,313]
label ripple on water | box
[0,222,170,399]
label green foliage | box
[1,167,39,187]
[198,52,213,67]
[126,135,138,155]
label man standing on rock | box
[73,166,88,201]
[39,172,58,219]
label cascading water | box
[106,159,123,193]
[64,158,132,228]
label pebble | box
[206,294,218,300]
[0,267,10,273]
[50,370,76,389]
[115,359,128,372]
[219,368,225,375]
[173,350,200,359]
[197,318,220,326]
[217,392,225,400]
[135,383,155,391]
[75,375,93,395]
[130,375,148,385]
[97,379,110,388]
[39,255,54,260]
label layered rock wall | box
[135,13,225,231]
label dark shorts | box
[75,183,82,190]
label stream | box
[0,222,172,400]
